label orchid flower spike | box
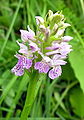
[12,10,73,80]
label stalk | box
[20,71,44,120]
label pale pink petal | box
[35,16,44,25]
[60,42,72,55]
[17,41,28,54]
[29,41,40,52]
[46,50,59,56]
[38,51,51,62]
[48,66,62,79]
[27,25,35,36]
[46,43,60,50]
[20,27,35,42]
[62,36,73,42]
[56,29,65,36]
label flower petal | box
[29,41,40,52]
[35,16,44,25]
[62,36,73,42]
[56,28,65,37]
[34,62,50,73]
[27,25,35,37]
[60,42,72,55]
[11,55,32,76]
[20,28,35,42]
[17,41,28,54]
[49,66,62,79]
[46,50,59,56]
[23,58,32,69]
[11,64,24,76]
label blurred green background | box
[0,0,84,119]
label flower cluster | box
[11,10,73,79]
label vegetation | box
[0,0,84,119]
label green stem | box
[20,71,44,120]
[45,77,51,117]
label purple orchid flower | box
[11,54,32,76]
[20,26,35,42]
[50,54,67,66]
[34,62,50,73]
[49,66,62,79]
[46,42,72,56]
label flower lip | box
[34,61,50,73]
[48,66,62,79]
[11,54,32,76]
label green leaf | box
[0,118,60,120]
[69,42,84,92]
[0,76,18,105]
[69,86,84,118]
[54,92,67,112]
[6,73,30,119]
[57,107,79,120]
[61,61,76,81]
